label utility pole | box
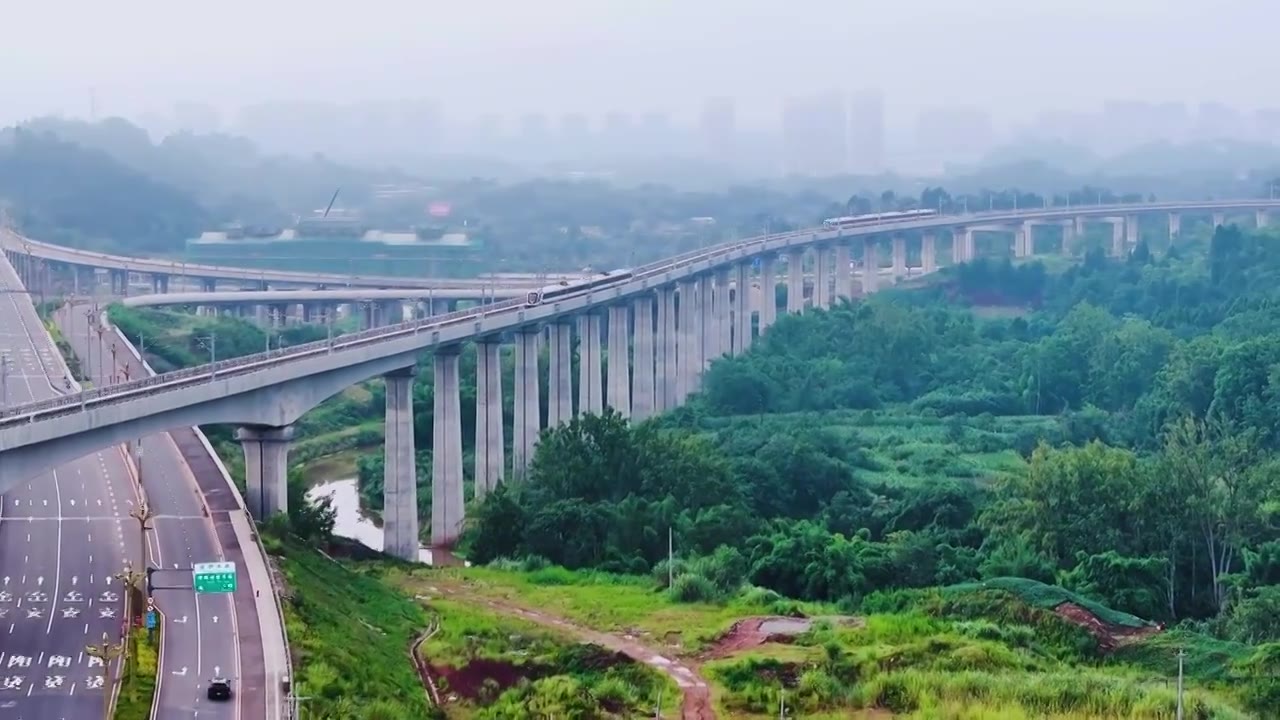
[1176,648,1186,720]
[130,497,155,570]
[195,334,216,378]
[0,351,8,408]
[85,632,124,720]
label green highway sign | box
[192,562,237,594]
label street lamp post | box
[130,498,154,570]
[195,334,216,378]
[85,632,125,720]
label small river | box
[306,477,460,565]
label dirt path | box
[426,584,716,719]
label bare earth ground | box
[424,582,716,719]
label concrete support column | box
[733,263,752,354]
[1213,211,1226,228]
[862,238,880,294]
[547,320,574,426]
[606,305,631,416]
[201,278,217,293]
[431,348,464,547]
[236,425,293,520]
[577,313,604,415]
[1168,213,1181,242]
[834,244,852,302]
[383,368,419,560]
[700,275,719,367]
[921,233,937,273]
[951,229,966,264]
[786,249,805,313]
[474,339,505,499]
[759,256,778,331]
[813,247,831,309]
[891,236,907,278]
[1256,209,1269,229]
[1075,216,1086,239]
[715,269,732,356]
[1126,215,1140,246]
[1019,222,1035,258]
[380,300,402,326]
[656,286,678,410]
[150,274,169,294]
[512,327,542,480]
[111,270,129,296]
[300,304,315,324]
[1111,220,1125,256]
[631,295,656,421]
[1060,222,1075,255]
[677,280,699,399]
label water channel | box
[306,476,461,565]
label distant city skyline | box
[110,93,1280,178]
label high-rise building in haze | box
[699,97,736,165]
[781,93,847,176]
[848,90,885,174]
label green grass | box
[419,596,674,717]
[688,407,1053,489]
[705,611,1251,719]
[114,629,159,719]
[268,536,432,720]
[946,577,1151,629]
[392,564,833,653]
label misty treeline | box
[460,225,1280,647]
[7,115,1280,274]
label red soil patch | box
[433,658,549,700]
[1053,602,1160,652]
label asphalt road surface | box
[59,301,255,720]
[0,257,134,720]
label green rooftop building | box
[182,215,483,278]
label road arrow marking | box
[171,667,187,677]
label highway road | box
[59,302,256,719]
[0,256,134,719]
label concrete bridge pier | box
[201,278,217,293]
[577,313,603,415]
[1169,213,1182,242]
[236,424,294,520]
[891,235,907,278]
[512,326,542,479]
[1213,211,1226,228]
[1257,209,1269,228]
[606,304,631,416]
[431,349,464,547]
[547,320,574,426]
[656,286,678,410]
[1060,221,1076,255]
[951,228,966,264]
[110,269,129,296]
[862,238,879,294]
[733,263,752,353]
[383,367,420,559]
[631,295,656,421]
[786,249,804,313]
[1109,219,1125,256]
[715,269,732,358]
[921,233,937,274]
[813,247,831,310]
[151,274,169,294]
[1015,223,1032,259]
[699,275,719,368]
[761,255,780,328]
[833,244,851,302]
[474,338,505,500]
[1126,215,1140,247]
[675,280,697,400]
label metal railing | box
[3,199,1279,429]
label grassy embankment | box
[266,534,674,719]
[389,565,1256,719]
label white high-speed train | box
[822,208,939,229]
[525,268,635,307]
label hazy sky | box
[2,0,1274,129]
